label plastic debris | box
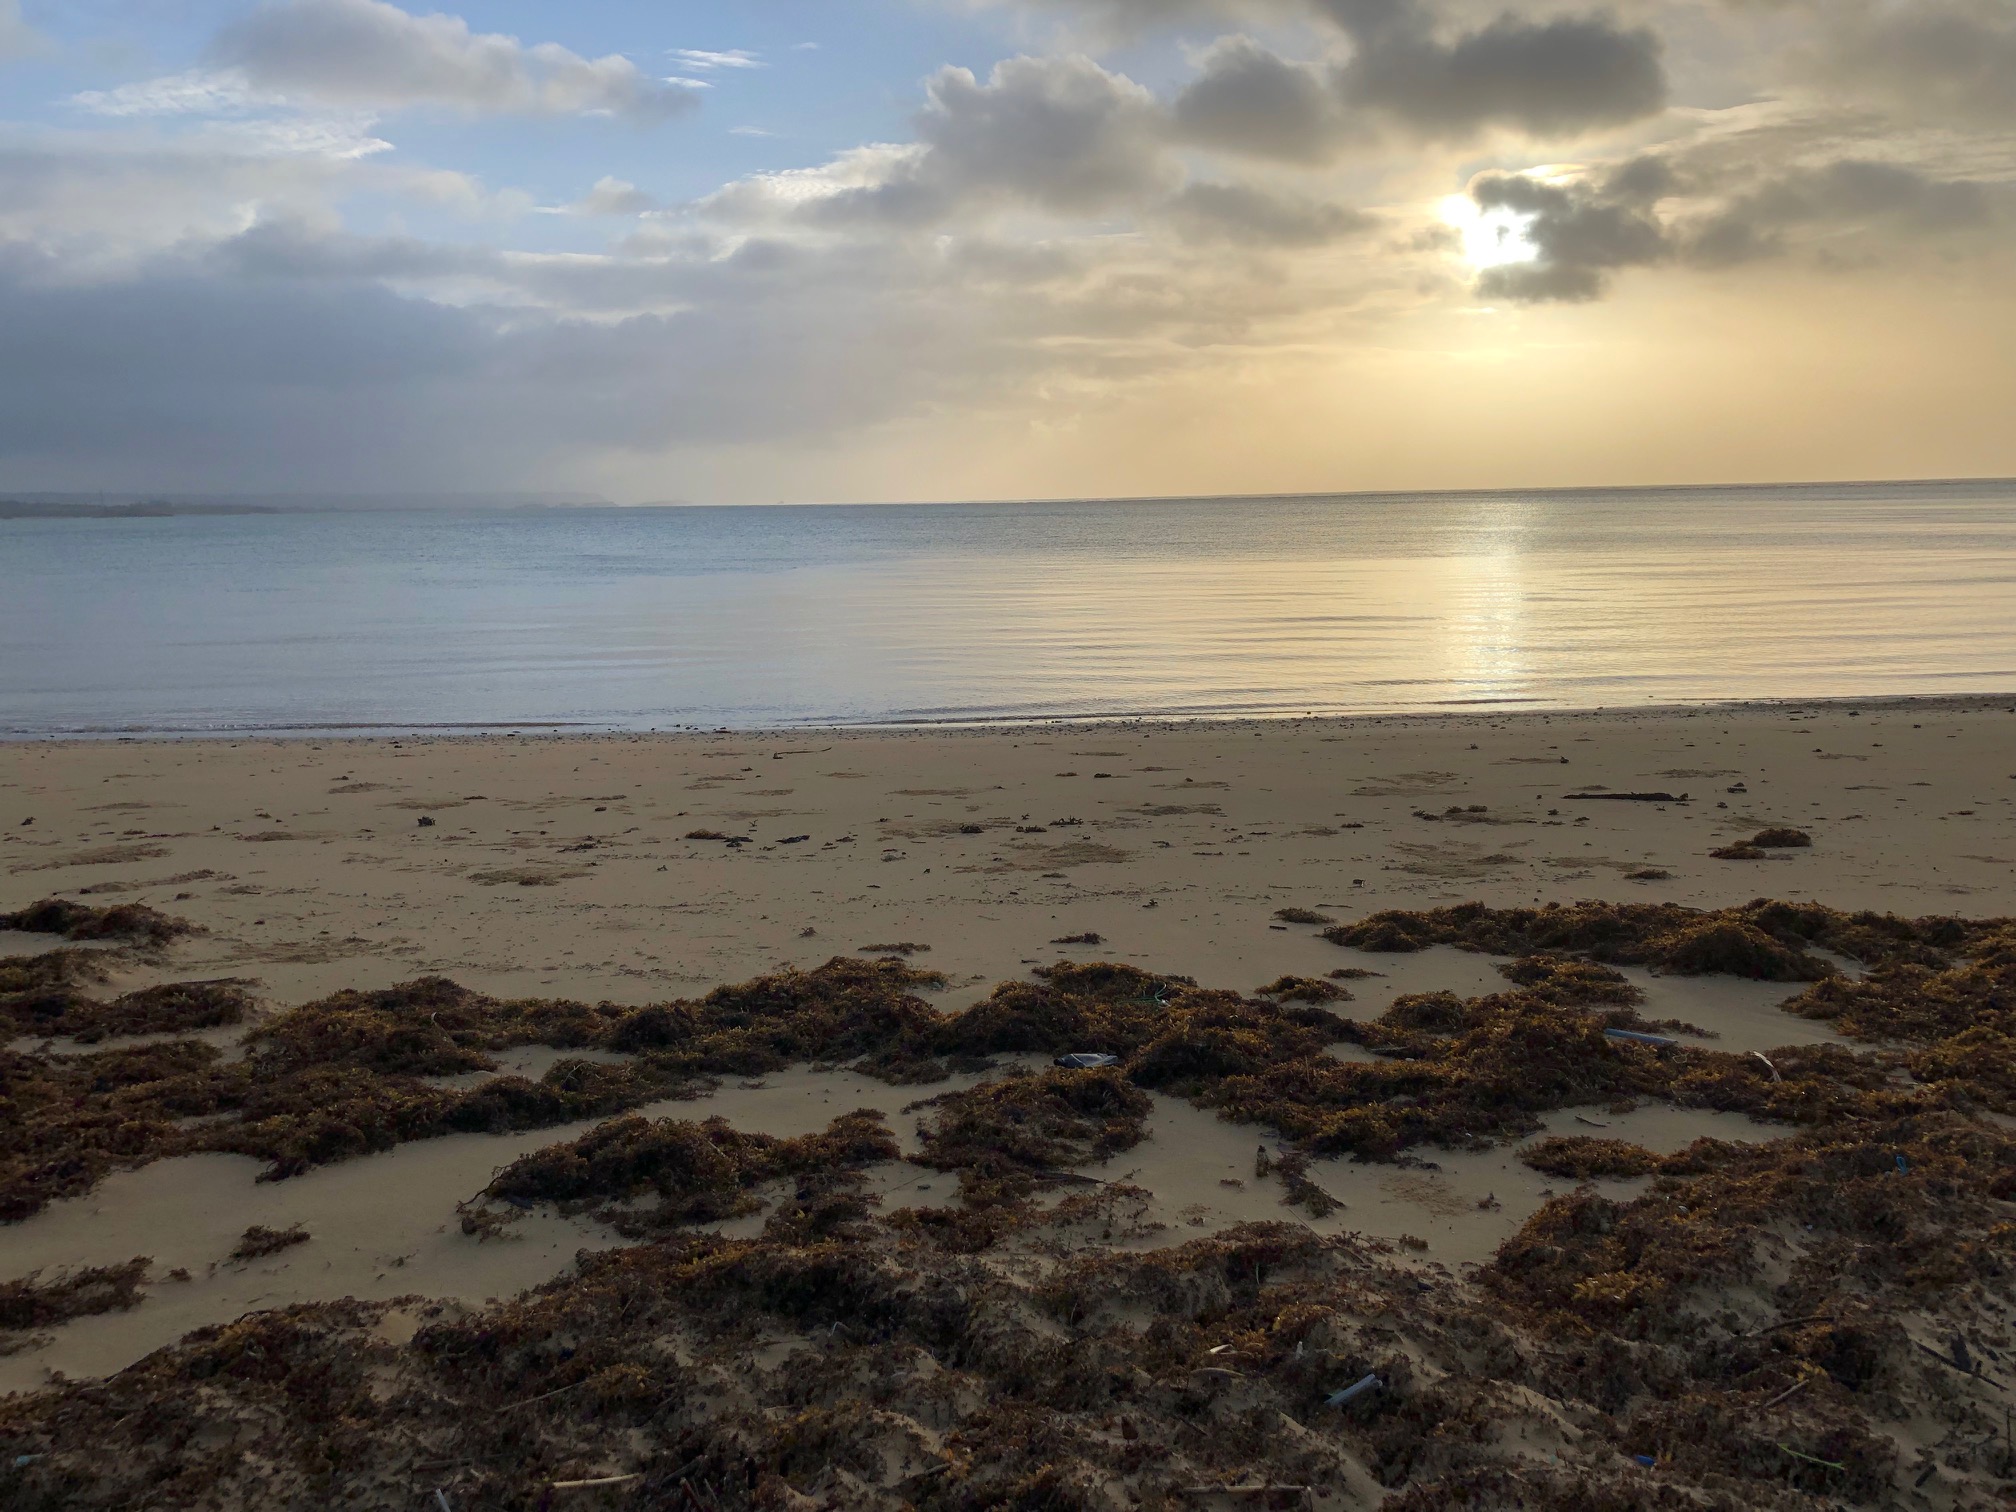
[1633,1455,1657,1468]
[1603,1028,1678,1049]
[1326,1373,1382,1408]
[1055,1052,1122,1069]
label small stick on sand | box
[1744,1314,1833,1338]
[1760,1378,1810,1410]
[1914,1340,2009,1392]
[499,1377,595,1413]
[549,1473,643,1490]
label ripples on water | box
[3,480,2013,733]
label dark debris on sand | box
[1,898,2015,1508]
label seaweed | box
[3,931,2014,1512]
[0,1257,149,1340]
[230,1225,309,1261]
[909,1068,1151,1177]
[1319,900,1910,981]
[1751,828,1814,849]
[1256,975,1351,1004]
[1518,1136,1663,1180]
[478,1110,899,1236]
[2,979,253,1044]
[0,899,195,948]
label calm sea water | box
[3,481,2014,735]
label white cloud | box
[558,176,659,216]
[669,49,764,71]
[71,71,294,119]
[210,0,700,121]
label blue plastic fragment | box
[1326,1373,1383,1408]
[1634,1454,1657,1469]
[1895,1154,1910,1174]
[1603,1029,1677,1049]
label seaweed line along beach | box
[3,478,2015,736]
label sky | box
[1,0,2012,504]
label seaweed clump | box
[1518,1135,1663,1180]
[477,1110,898,1237]
[2,979,253,1044]
[1316,898,1980,982]
[0,899,195,948]
[229,1225,309,1261]
[1257,975,1351,1004]
[0,1258,149,1346]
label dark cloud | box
[1342,12,1666,140]
[1172,37,1356,162]
[1469,170,1668,302]
[1466,149,2007,303]
[1173,4,1666,160]
[1824,2,2016,125]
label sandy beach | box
[3,697,2014,1506]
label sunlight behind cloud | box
[1441,193,1539,270]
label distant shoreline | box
[0,502,281,519]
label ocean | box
[3,479,2013,735]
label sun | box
[1440,194,1540,270]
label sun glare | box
[1441,194,1540,270]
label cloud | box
[1466,147,2008,302]
[711,54,1175,226]
[1165,180,1373,244]
[1683,159,2002,266]
[670,49,764,71]
[1172,4,1666,160]
[1468,167,1669,301]
[1172,36,1359,162]
[907,54,1173,213]
[569,176,660,216]
[1823,2,2016,125]
[210,0,699,121]
[1339,10,1667,140]
[0,0,47,61]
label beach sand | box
[2,698,2014,1506]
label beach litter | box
[1326,1373,1384,1408]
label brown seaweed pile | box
[2,978,252,1044]
[0,1258,149,1349]
[475,1111,899,1238]
[2,895,2015,1508]
[0,898,194,949]
[1321,897,2001,982]
[6,1141,2012,1511]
